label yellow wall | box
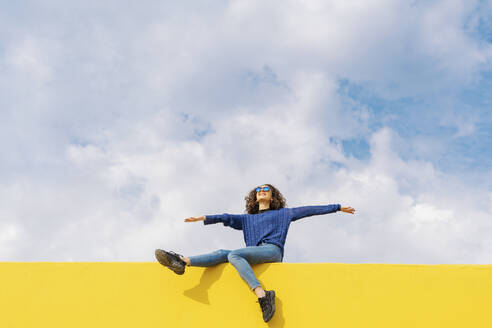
[1,262,491,327]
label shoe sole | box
[155,249,185,275]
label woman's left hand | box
[340,206,355,214]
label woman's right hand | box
[184,216,206,222]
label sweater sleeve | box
[289,204,341,222]
[203,213,245,230]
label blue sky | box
[0,0,491,263]
[338,75,492,173]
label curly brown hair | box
[244,184,287,214]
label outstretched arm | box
[185,213,244,230]
[290,204,355,222]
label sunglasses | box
[256,186,271,192]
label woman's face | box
[256,185,273,203]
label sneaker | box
[257,290,276,322]
[155,249,186,275]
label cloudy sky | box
[1,0,491,263]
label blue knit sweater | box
[204,204,341,259]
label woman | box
[155,184,355,323]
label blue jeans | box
[188,242,283,290]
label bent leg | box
[227,244,282,290]
[188,249,231,267]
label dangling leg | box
[226,244,281,293]
[226,244,282,322]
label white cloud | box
[6,36,54,82]
[0,0,490,264]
